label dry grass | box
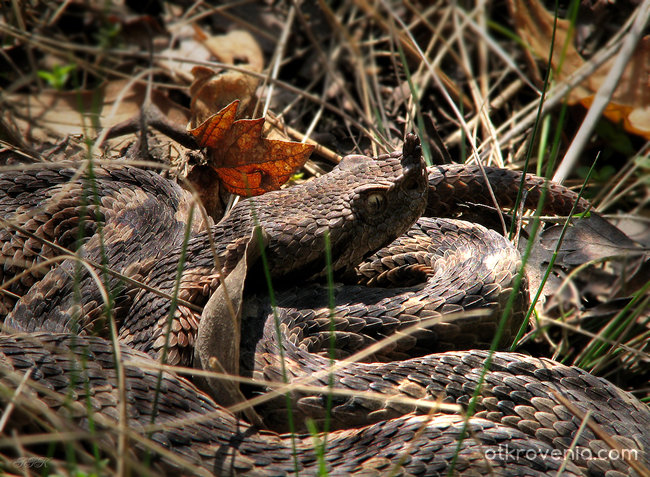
[0,1,648,475]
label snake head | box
[332,133,427,271]
[235,133,428,281]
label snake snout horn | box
[401,133,423,174]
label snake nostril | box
[402,175,420,191]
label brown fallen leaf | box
[198,28,264,73]
[188,28,264,127]
[189,65,260,127]
[188,100,314,196]
[509,0,650,139]
[4,79,189,144]
[195,225,267,417]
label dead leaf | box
[188,100,314,196]
[539,214,640,265]
[158,32,215,83]
[189,65,260,127]
[188,28,264,127]
[183,28,312,209]
[4,79,189,144]
[197,28,264,73]
[194,226,267,411]
[189,98,239,146]
[509,0,650,139]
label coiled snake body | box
[0,136,648,476]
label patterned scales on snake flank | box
[0,135,648,476]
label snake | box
[0,134,648,476]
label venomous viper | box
[0,135,648,476]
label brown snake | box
[0,135,648,476]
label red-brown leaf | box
[188,100,314,196]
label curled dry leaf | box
[189,28,264,127]
[183,27,312,209]
[509,0,650,139]
[188,100,314,196]
[189,65,260,127]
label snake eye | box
[365,192,386,215]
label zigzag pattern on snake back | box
[0,135,648,476]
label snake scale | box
[0,135,648,476]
